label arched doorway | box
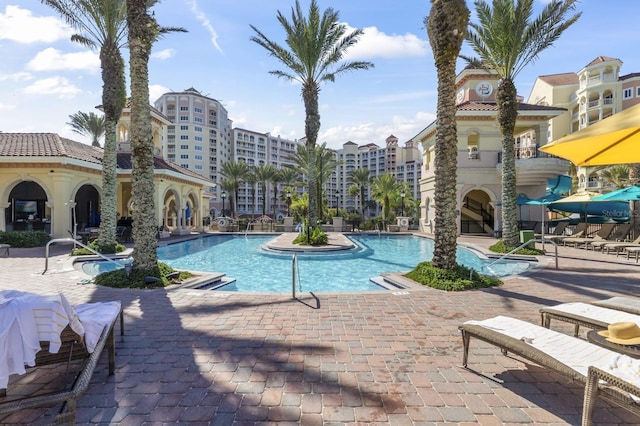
[7,181,49,232]
[461,189,494,235]
[74,185,101,230]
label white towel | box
[74,301,121,353]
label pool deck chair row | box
[459,316,640,425]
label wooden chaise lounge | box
[459,316,640,425]
[0,299,123,425]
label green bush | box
[93,262,192,289]
[292,226,328,246]
[489,239,544,255]
[0,231,50,247]
[405,261,502,291]
[71,240,126,256]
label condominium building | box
[332,135,422,217]
[153,87,233,214]
[527,56,640,191]
[233,128,304,218]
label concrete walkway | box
[1,233,640,425]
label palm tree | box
[347,168,370,221]
[290,143,341,220]
[426,0,469,270]
[221,161,250,219]
[253,164,277,217]
[126,0,186,271]
[463,0,580,247]
[67,111,105,147]
[599,165,630,189]
[218,179,235,217]
[269,169,283,218]
[250,0,373,227]
[278,167,301,189]
[43,0,127,249]
[245,169,257,221]
[371,173,402,224]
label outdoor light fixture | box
[124,262,133,276]
[286,191,292,217]
[221,191,227,217]
[401,191,406,217]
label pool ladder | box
[291,253,300,299]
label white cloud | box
[27,48,100,72]
[344,25,429,60]
[149,84,171,103]
[0,71,32,82]
[0,102,16,110]
[23,76,82,98]
[184,0,223,54]
[151,48,176,60]
[0,5,73,44]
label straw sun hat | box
[598,322,640,345]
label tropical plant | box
[126,0,186,272]
[463,0,580,248]
[371,173,403,224]
[43,0,128,250]
[599,165,630,189]
[245,169,257,220]
[269,168,283,218]
[348,168,371,221]
[250,0,373,228]
[67,111,105,147]
[426,0,469,270]
[221,161,250,218]
[291,143,341,220]
[278,166,301,189]
[218,179,235,217]
[252,164,277,217]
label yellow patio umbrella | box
[540,103,640,166]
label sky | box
[1,0,640,150]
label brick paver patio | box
[1,234,639,425]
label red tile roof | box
[0,133,211,183]
[456,101,566,112]
[585,56,621,67]
[538,72,579,86]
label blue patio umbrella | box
[591,185,640,201]
[185,203,191,219]
[548,192,630,222]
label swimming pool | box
[152,234,530,293]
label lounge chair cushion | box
[543,302,640,328]
[463,316,638,383]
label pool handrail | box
[43,238,128,274]
[486,237,558,270]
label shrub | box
[71,240,126,256]
[489,239,544,255]
[93,262,192,289]
[0,230,50,247]
[405,261,502,291]
[292,226,328,246]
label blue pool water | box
[149,234,530,293]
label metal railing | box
[487,238,558,270]
[43,238,127,274]
[291,253,298,299]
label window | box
[623,88,633,99]
[180,106,189,111]
[180,135,188,140]
[194,117,203,123]
[194,126,202,132]
[194,136,202,142]
[194,107,203,113]
[637,86,640,97]
[180,144,189,149]
[195,165,203,170]
[180,125,188,130]
[195,145,203,151]
[180,115,189,121]
[195,155,203,160]
[180,154,189,159]
[180,164,188,168]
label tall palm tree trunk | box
[428,0,468,270]
[303,82,320,226]
[127,0,158,270]
[97,41,126,248]
[497,78,519,247]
